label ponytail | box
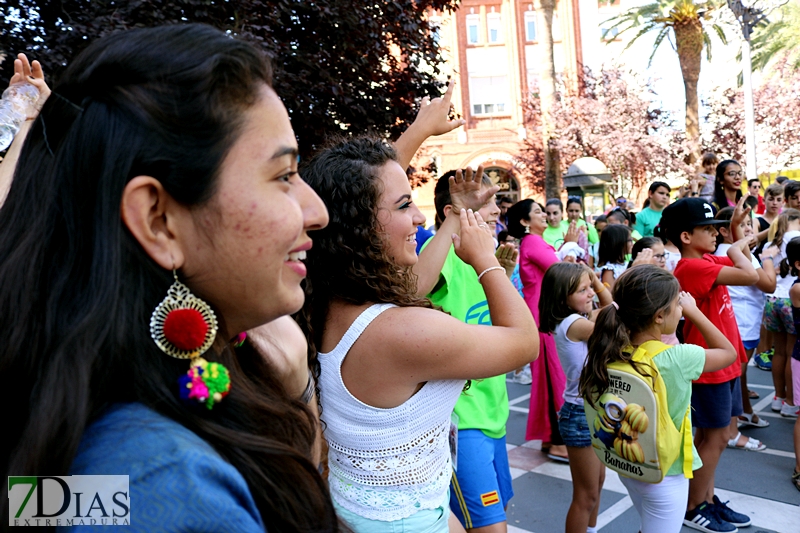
[579,304,630,407]
[579,265,679,407]
[769,208,800,249]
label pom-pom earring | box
[150,270,230,409]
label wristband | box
[594,283,605,294]
[477,266,505,281]
[301,369,315,404]
[762,256,774,261]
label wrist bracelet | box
[301,369,315,404]
[762,256,774,261]
[594,283,605,294]
[477,266,505,281]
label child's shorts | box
[450,430,513,529]
[691,377,743,428]
[742,339,760,351]
[558,401,592,448]
[763,297,796,334]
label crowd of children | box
[2,33,798,533]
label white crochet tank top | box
[319,303,465,521]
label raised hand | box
[495,242,518,277]
[631,248,654,266]
[9,53,50,119]
[563,221,579,243]
[731,194,752,228]
[679,291,698,317]
[412,79,465,138]
[449,164,499,213]
[452,209,499,273]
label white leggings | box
[620,474,689,533]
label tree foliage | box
[0,0,458,158]
[518,68,693,195]
[749,1,800,72]
[702,58,800,173]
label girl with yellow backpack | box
[579,266,737,533]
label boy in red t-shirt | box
[663,198,759,533]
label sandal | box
[727,431,766,451]
[546,452,570,464]
[748,389,760,400]
[793,470,800,492]
[738,412,769,428]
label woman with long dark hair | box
[299,137,538,532]
[1,24,338,532]
[507,199,569,462]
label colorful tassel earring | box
[150,270,230,409]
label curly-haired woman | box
[299,136,539,532]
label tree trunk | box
[535,0,561,199]
[674,16,703,161]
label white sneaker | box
[772,396,785,412]
[509,366,532,385]
[781,402,800,418]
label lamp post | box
[726,0,786,182]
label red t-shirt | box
[673,254,746,384]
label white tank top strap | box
[323,303,395,362]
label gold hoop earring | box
[150,270,230,409]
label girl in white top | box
[539,263,611,533]
[299,130,538,532]
[597,224,632,292]
[762,208,800,416]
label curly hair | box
[298,136,433,358]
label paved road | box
[502,361,800,533]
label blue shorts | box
[334,492,450,533]
[449,430,514,529]
[558,401,592,448]
[742,339,759,351]
[691,378,743,429]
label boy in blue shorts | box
[664,198,759,533]
[420,170,517,532]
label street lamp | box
[726,0,787,183]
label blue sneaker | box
[684,502,738,532]
[712,495,751,527]
[754,349,772,370]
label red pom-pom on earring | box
[163,308,209,351]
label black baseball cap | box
[660,198,727,231]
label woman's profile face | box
[528,203,548,235]
[177,85,328,336]
[376,160,426,268]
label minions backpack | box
[583,340,694,483]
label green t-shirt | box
[560,219,599,244]
[543,224,565,249]
[422,243,509,438]
[634,207,664,237]
[653,343,705,476]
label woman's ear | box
[120,176,186,270]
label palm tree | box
[749,1,800,71]
[535,0,561,198]
[603,1,727,156]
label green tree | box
[749,1,800,72]
[0,0,458,158]
[603,0,727,156]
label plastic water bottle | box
[0,83,39,151]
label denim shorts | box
[557,401,592,448]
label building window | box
[524,10,537,41]
[469,75,509,115]
[487,12,502,43]
[466,14,480,44]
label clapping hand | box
[449,164,499,213]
